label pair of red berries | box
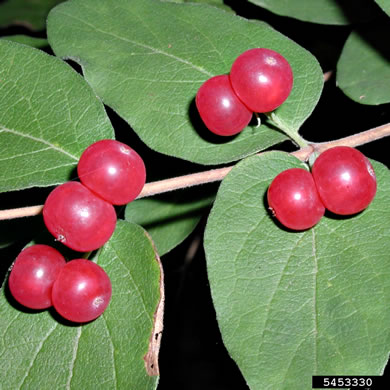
[43,139,146,252]
[267,146,377,231]
[8,245,111,323]
[196,48,293,136]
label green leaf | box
[374,0,390,17]
[125,187,215,255]
[168,0,232,12]
[47,0,323,165]
[248,0,378,25]
[1,35,48,48]
[337,24,390,105]
[204,152,390,389]
[0,220,163,389]
[0,0,64,30]
[0,40,114,193]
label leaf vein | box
[105,241,153,325]
[0,127,78,161]
[101,315,118,388]
[59,11,213,78]
[17,322,58,389]
[66,326,82,390]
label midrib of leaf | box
[249,233,310,367]
[18,322,58,389]
[58,10,213,78]
[96,68,206,84]
[276,231,318,385]
[67,326,82,390]
[105,241,153,327]
[101,315,118,389]
[0,126,79,161]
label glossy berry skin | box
[78,139,146,205]
[8,245,66,309]
[267,168,325,231]
[43,181,117,252]
[196,74,253,136]
[230,48,293,113]
[52,259,112,323]
[311,146,377,215]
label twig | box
[1,122,390,221]
[0,205,44,220]
[138,166,232,198]
[138,122,390,196]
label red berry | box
[51,259,112,323]
[311,146,377,215]
[196,74,253,136]
[43,181,117,252]
[8,245,66,309]
[267,168,325,230]
[78,140,146,205]
[230,48,293,113]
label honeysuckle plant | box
[1,0,390,389]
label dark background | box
[1,0,390,389]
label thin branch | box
[0,205,44,220]
[138,166,232,198]
[294,122,390,160]
[140,122,390,196]
[1,122,390,221]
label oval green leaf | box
[0,40,114,192]
[47,0,323,165]
[0,0,63,30]
[337,24,390,105]
[125,188,215,256]
[0,220,163,389]
[204,152,390,389]
[248,0,378,25]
